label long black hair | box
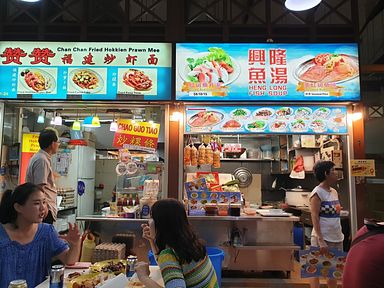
[151,199,206,264]
[0,182,41,224]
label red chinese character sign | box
[0,42,171,100]
[112,119,160,153]
[176,43,360,101]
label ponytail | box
[0,190,15,224]
[0,183,40,224]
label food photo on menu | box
[176,43,360,101]
[117,68,157,96]
[17,67,58,94]
[185,106,348,134]
[300,247,347,280]
[67,68,107,95]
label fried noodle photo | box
[72,69,99,90]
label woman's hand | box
[141,223,155,242]
[318,238,328,255]
[135,262,150,281]
[60,223,81,247]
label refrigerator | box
[54,146,96,216]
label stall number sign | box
[351,159,375,177]
[113,119,160,152]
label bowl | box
[244,208,257,216]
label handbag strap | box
[351,227,384,247]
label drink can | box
[49,264,64,288]
[8,280,27,288]
[126,255,138,277]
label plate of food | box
[295,107,312,119]
[295,53,359,84]
[332,114,346,126]
[275,107,294,119]
[67,272,110,288]
[230,108,250,119]
[290,119,308,132]
[222,119,242,130]
[254,108,275,120]
[19,68,56,93]
[90,259,126,275]
[246,120,267,132]
[333,270,343,280]
[122,69,152,91]
[270,121,287,132]
[70,68,104,93]
[179,47,240,86]
[310,119,327,133]
[187,111,224,128]
[306,265,317,274]
[314,107,331,119]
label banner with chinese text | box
[112,119,160,152]
[176,43,360,101]
[19,133,40,184]
[184,105,348,134]
[350,159,375,177]
[0,42,171,100]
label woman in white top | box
[309,160,343,288]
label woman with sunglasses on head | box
[0,182,81,287]
[135,198,218,288]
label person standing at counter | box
[309,160,343,288]
[26,128,60,224]
[0,183,81,288]
[135,198,218,288]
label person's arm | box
[310,194,328,254]
[142,223,159,257]
[135,262,163,288]
[57,223,82,265]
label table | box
[36,266,163,288]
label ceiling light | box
[37,109,45,124]
[110,120,118,132]
[352,112,363,121]
[19,0,41,2]
[54,114,62,126]
[83,116,100,128]
[72,120,81,131]
[285,0,321,11]
[170,112,183,122]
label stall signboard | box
[0,41,171,100]
[176,43,360,101]
[112,119,160,152]
[19,133,39,184]
[185,105,347,134]
[350,159,375,177]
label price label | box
[189,91,212,97]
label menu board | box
[0,42,171,100]
[176,43,360,101]
[300,247,347,279]
[185,106,348,134]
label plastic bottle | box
[80,233,96,262]
[128,194,133,206]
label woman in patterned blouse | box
[135,198,218,288]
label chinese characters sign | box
[112,119,160,152]
[184,105,348,134]
[19,133,39,184]
[350,159,375,177]
[176,43,360,101]
[0,42,171,100]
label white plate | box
[69,68,104,94]
[179,52,241,86]
[230,108,251,119]
[253,108,275,120]
[20,68,56,93]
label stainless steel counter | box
[77,214,299,277]
[77,214,300,222]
